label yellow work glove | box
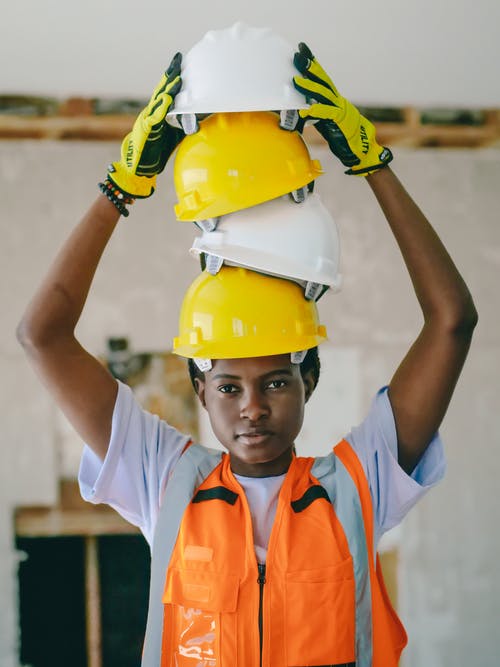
[293,43,392,176]
[107,52,184,198]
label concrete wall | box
[1,141,499,665]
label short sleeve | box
[344,386,446,544]
[78,380,191,546]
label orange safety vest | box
[142,440,407,667]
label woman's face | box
[195,354,314,477]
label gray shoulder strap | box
[142,444,223,666]
[312,452,373,667]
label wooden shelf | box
[15,507,139,537]
[15,480,139,537]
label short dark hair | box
[187,347,321,392]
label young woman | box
[17,45,477,667]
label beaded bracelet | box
[98,178,135,217]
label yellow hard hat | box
[173,266,327,359]
[173,111,323,222]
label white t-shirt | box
[79,382,445,554]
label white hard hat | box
[167,22,308,119]
[189,193,342,300]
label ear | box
[194,376,207,408]
[302,370,316,403]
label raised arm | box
[17,197,121,460]
[16,55,183,460]
[366,168,477,473]
[293,43,477,474]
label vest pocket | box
[285,557,356,666]
[161,567,238,667]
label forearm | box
[17,194,120,349]
[366,167,477,330]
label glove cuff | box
[108,162,157,198]
[345,147,393,177]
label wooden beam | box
[1,108,499,146]
[85,536,103,667]
[15,480,140,537]
[303,116,500,148]
[0,114,135,140]
[15,506,140,537]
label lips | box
[236,430,272,446]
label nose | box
[239,387,270,422]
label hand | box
[293,43,392,176]
[107,52,184,198]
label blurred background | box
[1,1,499,666]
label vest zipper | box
[257,562,266,667]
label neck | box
[229,448,293,478]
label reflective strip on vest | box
[141,444,222,667]
[312,453,373,667]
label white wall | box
[2,0,500,106]
[1,140,499,666]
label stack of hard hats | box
[169,23,341,370]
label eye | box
[217,384,239,394]
[266,379,287,390]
